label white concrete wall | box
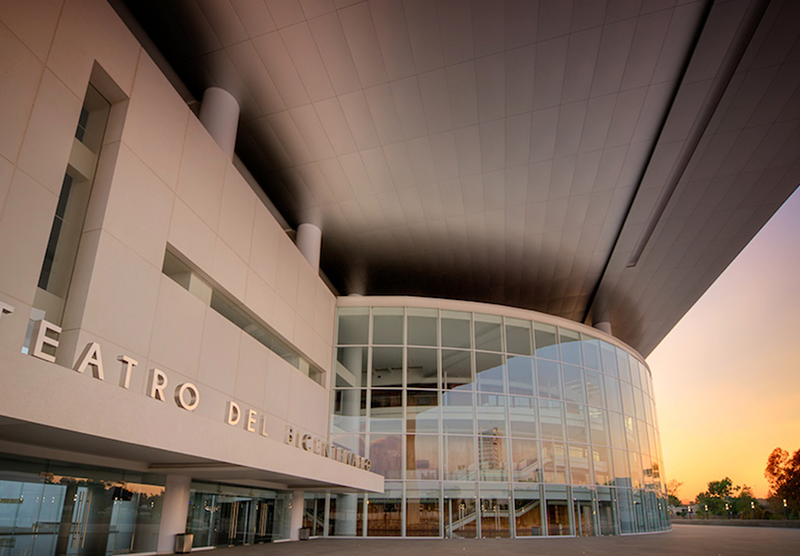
[0,0,338,469]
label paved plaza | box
[210,524,800,556]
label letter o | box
[175,382,200,411]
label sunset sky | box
[648,187,800,503]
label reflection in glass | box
[533,323,558,360]
[559,329,582,366]
[616,348,632,383]
[368,434,402,480]
[604,375,622,413]
[480,490,510,538]
[541,442,568,484]
[511,438,541,482]
[597,487,617,535]
[608,411,626,450]
[373,307,403,345]
[585,369,604,407]
[444,487,477,538]
[569,444,593,485]
[371,347,403,387]
[565,403,589,443]
[474,314,502,352]
[593,446,613,485]
[581,335,601,370]
[477,394,506,436]
[406,435,439,480]
[537,359,562,399]
[514,487,543,536]
[441,310,471,348]
[475,352,504,393]
[507,355,535,396]
[545,485,571,536]
[539,400,565,441]
[407,390,439,433]
[612,448,631,488]
[407,348,438,389]
[442,391,474,434]
[588,407,610,446]
[600,342,618,376]
[406,486,440,536]
[563,364,585,404]
[478,432,507,481]
[442,349,473,390]
[508,396,537,438]
[617,488,634,533]
[407,308,437,346]
[572,487,596,536]
[336,347,368,387]
[367,486,402,536]
[370,390,403,432]
[338,308,369,345]
[333,389,366,433]
[444,436,475,480]
[505,318,532,355]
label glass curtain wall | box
[0,454,164,556]
[330,304,669,537]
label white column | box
[290,490,305,540]
[157,475,192,553]
[198,87,239,159]
[594,321,612,335]
[296,223,322,272]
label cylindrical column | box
[156,475,192,553]
[290,490,305,540]
[198,87,239,159]
[594,321,612,335]
[296,223,322,272]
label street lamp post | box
[784,499,788,520]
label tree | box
[667,479,683,507]
[695,477,740,517]
[765,447,800,518]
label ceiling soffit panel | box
[111,1,799,354]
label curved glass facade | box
[326,302,669,537]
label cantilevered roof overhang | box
[113,0,800,356]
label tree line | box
[669,446,799,520]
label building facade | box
[1,0,799,553]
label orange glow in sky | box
[647,188,800,504]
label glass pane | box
[441,310,471,348]
[624,415,639,453]
[572,487,596,536]
[373,307,403,345]
[589,407,610,446]
[612,449,630,487]
[336,347,367,388]
[620,381,636,417]
[368,434,402,480]
[559,328,582,366]
[514,488,543,536]
[372,347,403,387]
[367,490,402,536]
[444,435,475,480]
[600,342,618,376]
[407,347,439,389]
[593,446,613,486]
[406,488,440,537]
[508,396,538,438]
[407,308,438,346]
[629,355,641,388]
[370,390,403,433]
[585,369,604,407]
[544,485,571,535]
[507,355,535,396]
[477,394,506,436]
[480,495,510,538]
[569,444,593,485]
[505,318,532,355]
[337,308,369,345]
[478,433,508,481]
[617,488,634,533]
[565,403,589,443]
[474,314,502,352]
[597,487,617,535]
[475,352,505,393]
[562,364,585,404]
[332,389,367,433]
[444,487,477,538]
[608,411,626,450]
[539,400,564,441]
[511,438,541,482]
[616,348,632,383]
[604,375,622,413]
[533,323,558,360]
[536,359,562,399]
[406,435,439,480]
[581,334,601,370]
[442,391,474,434]
[541,442,568,484]
[407,390,439,433]
[442,349,473,390]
